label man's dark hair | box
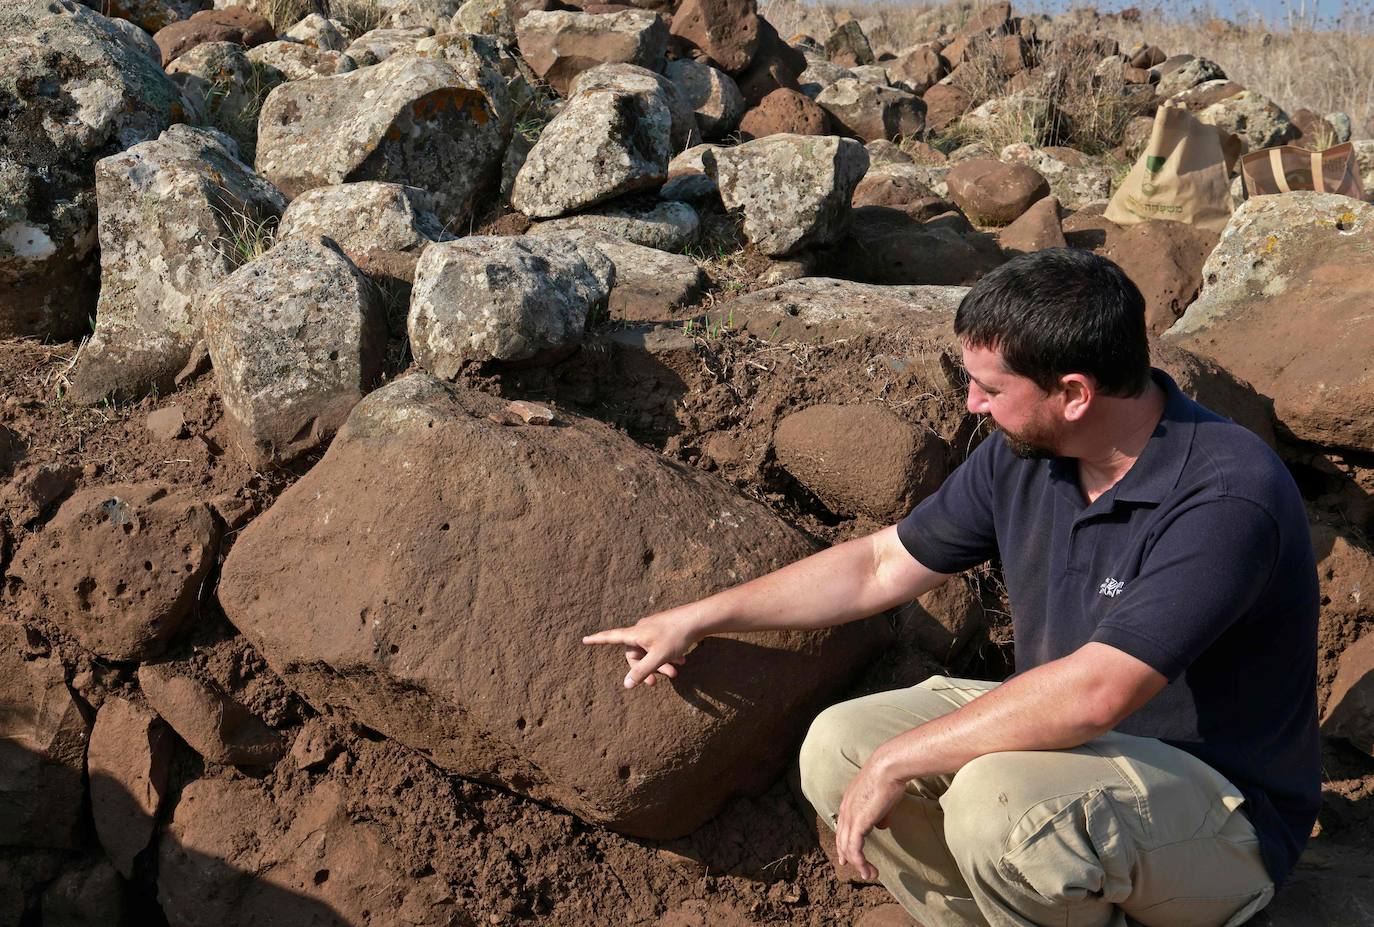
[954,248,1151,398]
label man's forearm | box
[690,528,946,636]
[869,649,1141,781]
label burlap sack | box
[1240,142,1365,199]
[1105,101,1233,232]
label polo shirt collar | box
[1106,368,1198,505]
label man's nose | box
[966,385,989,415]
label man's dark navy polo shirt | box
[896,368,1320,885]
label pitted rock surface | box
[1166,193,1374,453]
[668,0,760,74]
[530,200,699,252]
[278,181,449,282]
[203,238,386,465]
[511,89,672,218]
[408,235,613,374]
[12,483,220,661]
[71,125,286,405]
[216,373,883,837]
[515,9,668,95]
[714,134,869,256]
[256,50,510,228]
[0,0,180,340]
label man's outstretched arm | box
[582,524,951,689]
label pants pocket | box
[999,788,1135,906]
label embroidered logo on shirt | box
[1098,577,1125,598]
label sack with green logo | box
[1105,101,1233,232]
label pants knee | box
[940,754,1017,873]
[798,701,863,816]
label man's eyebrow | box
[969,375,996,392]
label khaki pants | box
[799,676,1275,927]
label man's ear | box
[1059,373,1094,422]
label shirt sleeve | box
[895,435,1000,574]
[1090,496,1281,681]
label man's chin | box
[1000,430,1057,460]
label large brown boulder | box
[889,44,945,94]
[1104,220,1217,334]
[945,158,1050,226]
[737,88,830,139]
[996,194,1065,255]
[11,484,219,661]
[921,82,971,133]
[669,0,759,73]
[825,206,1006,286]
[217,374,883,838]
[1165,193,1374,453]
[152,6,274,66]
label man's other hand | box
[835,754,908,883]
[582,606,701,689]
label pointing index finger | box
[582,628,635,646]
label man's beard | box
[992,420,1060,460]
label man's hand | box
[582,604,703,689]
[834,752,908,883]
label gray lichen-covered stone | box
[533,228,708,321]
[378,0,465,31]
[70,125,286,405]
[203,238,386,466]
[572,62,699,153]
[0,0,181,340]
[166,42,261,150]
[408,235,613,374]
[815,77,925,142]
[665,58,744,141]
[246,39,356,82]
[106,16,163,61]
[278,182,450,282]
[722,276,967,343]
[798,59,855,99]
[1154,56,1226,98]
[256,51,510,228]
[1198,89,1299,152]
[530,200,699,252]
[281,13,349,51]
[715,134,870,256]
[515,9,667,96]
[512,89,672,219]
[342,26,433,66]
